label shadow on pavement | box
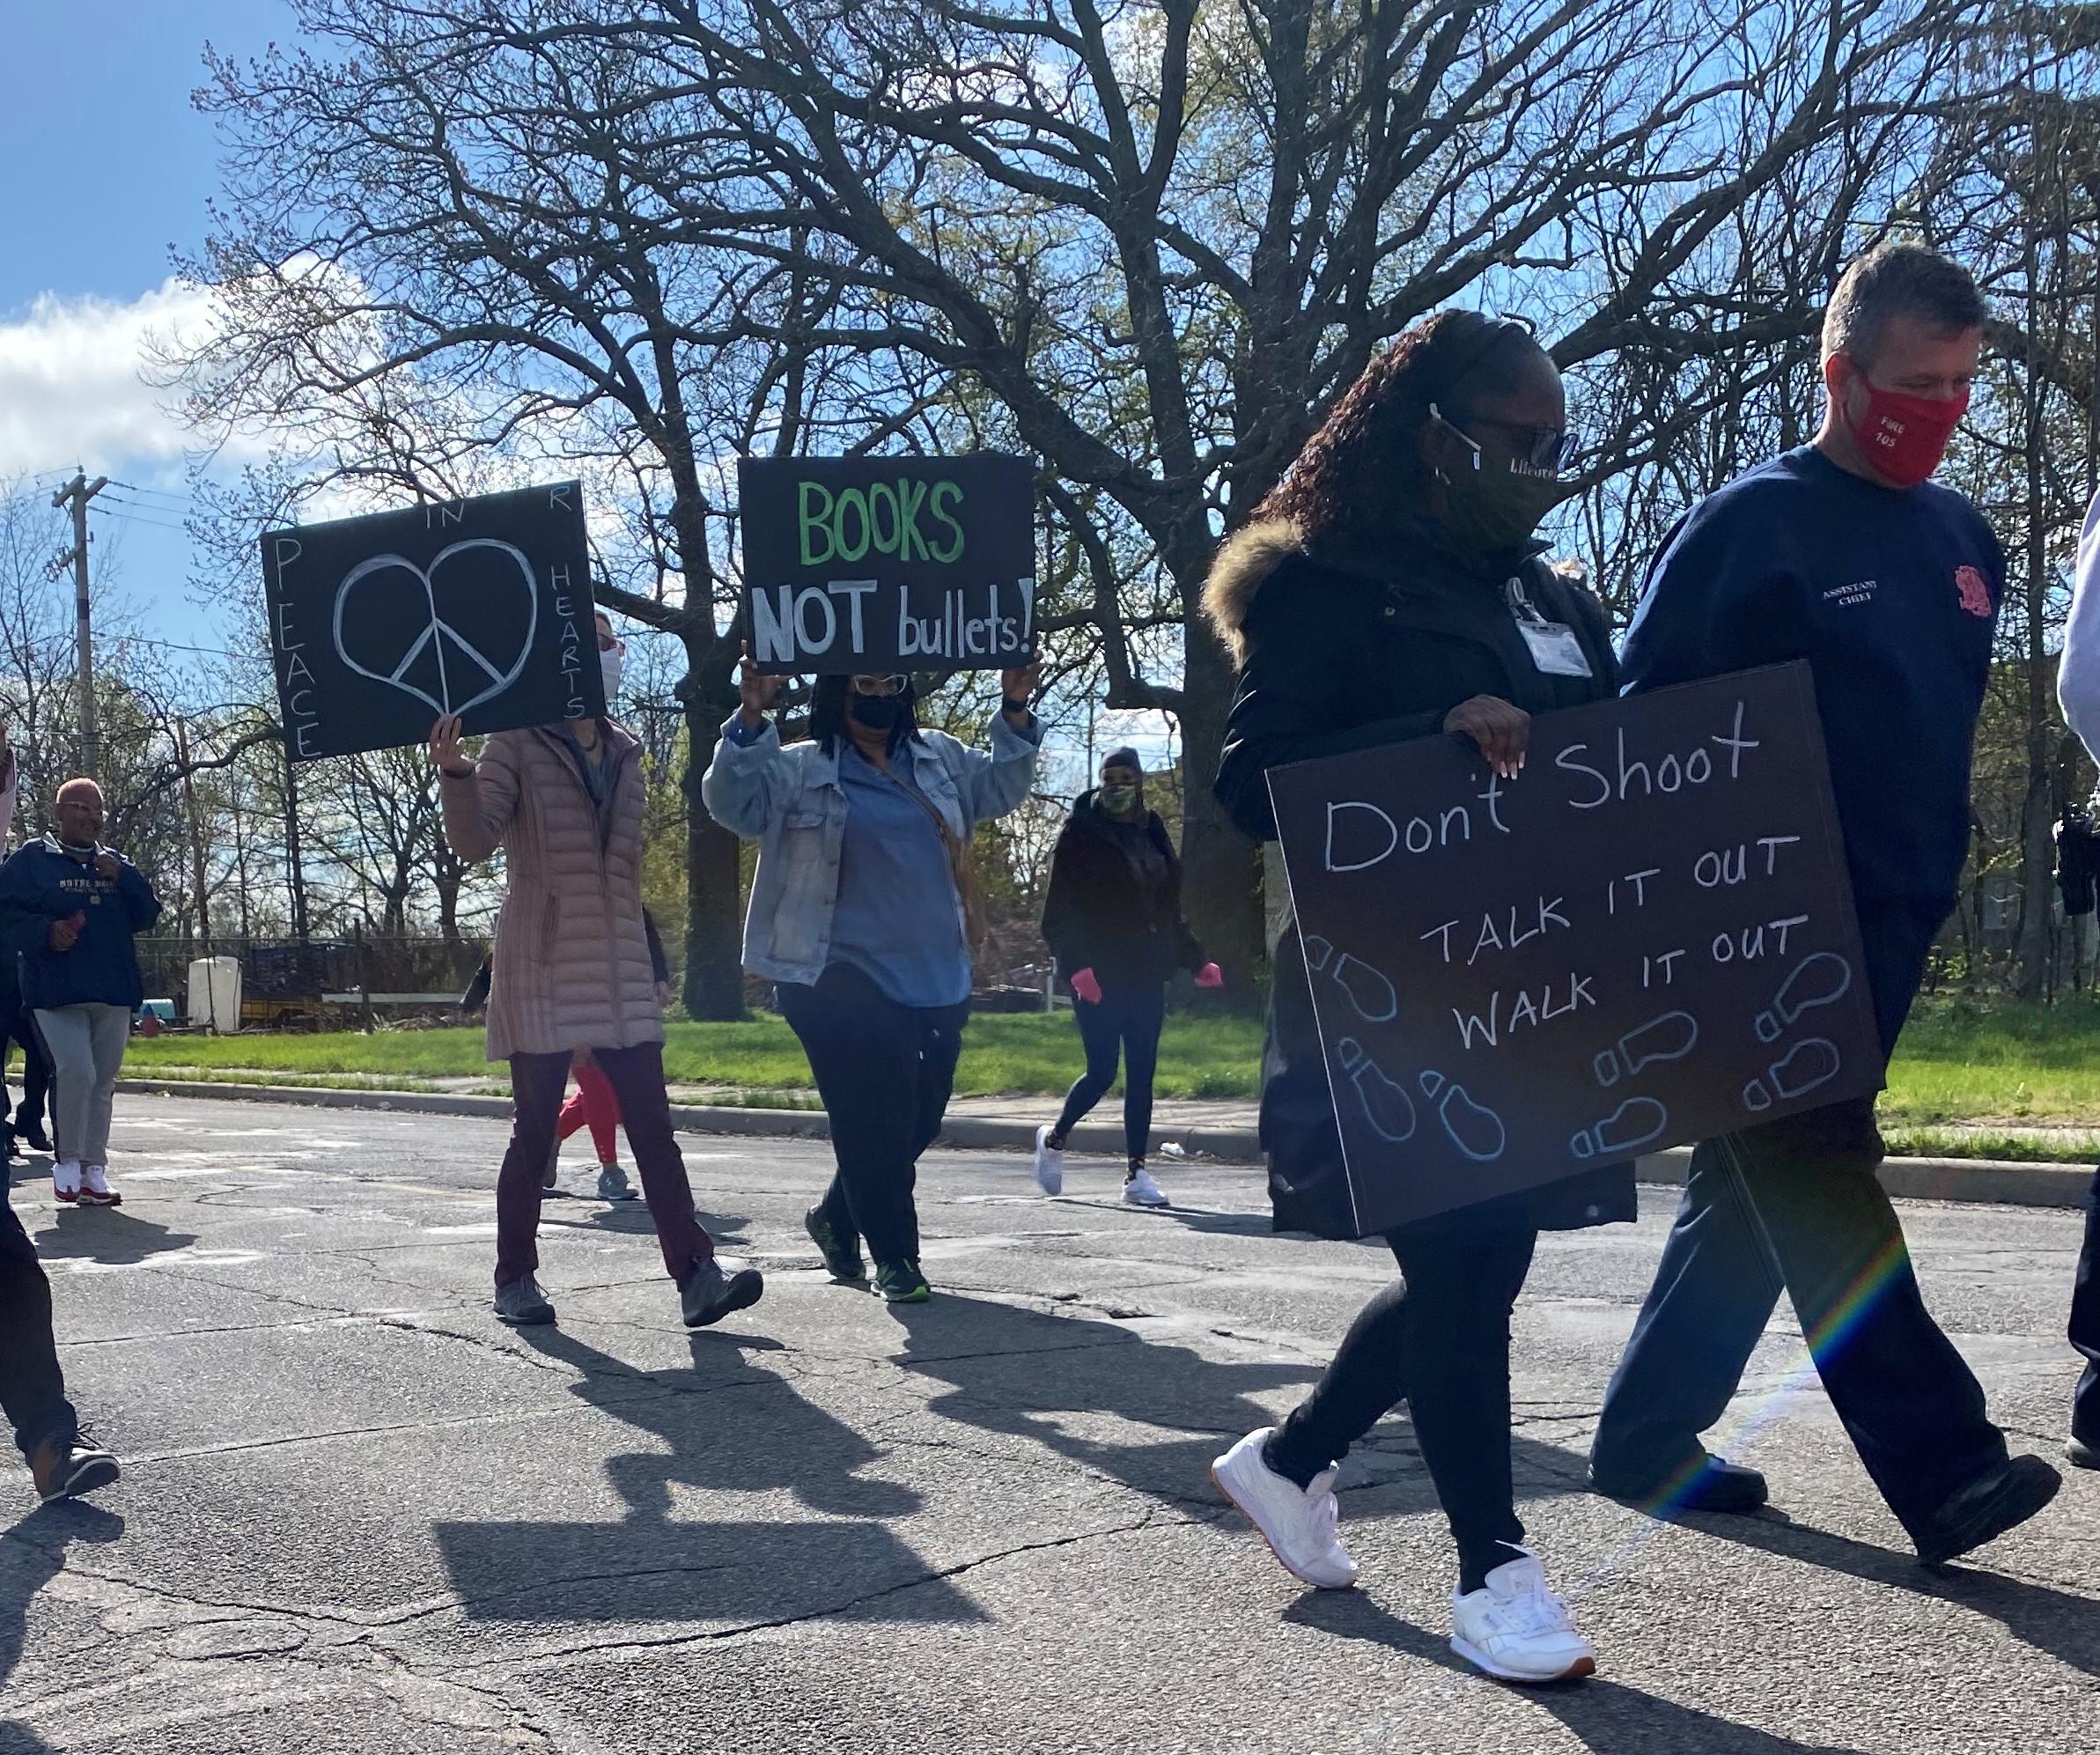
[1285,1589,1873,1752]
[1679,1510,2100,1678]
[32,1208,198,1267]
[432,1325,977,1629]
[0,1500,125,1754]
[888,1293,1595,1521]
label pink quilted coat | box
[438,722,663,1061]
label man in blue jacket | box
[1589,244,2061,1566]
[2052,488,2100,1472]
[0,778,161,1209]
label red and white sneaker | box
[77,1164,121,1207]
[52,1161,82,1204]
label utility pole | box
[49,472,108,780]
[174,718,213,955]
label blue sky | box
[0,0,285,654]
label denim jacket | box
[701,712,1043,987]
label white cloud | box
[0,277,230,478]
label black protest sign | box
[1267,662,1881,1235]
[738,455,1036,675]
[262,482,602,763]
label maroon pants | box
[497,1041,712,1290]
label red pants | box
[556,1060,622,1161]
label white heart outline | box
[331,539,540,716]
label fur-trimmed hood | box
[1201,519,1307,668]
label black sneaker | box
[873,1259,931,1304]
[804,1206,867,1285]
[1914,1455,2061,1567]
[17,1121,50,1154]
[1591,1453,1768,1516]
[682,1258,765,1328]
[31,1433,120,1503]
[2069,1435,2098,1471]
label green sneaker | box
[874,1259,931,1304]
[805,1206,867,1285]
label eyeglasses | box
[1465,417,1582,476]
[850,674,910,698]
[1429,402,1581,477]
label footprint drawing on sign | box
[1337,1040,1417,1143]
[334,540,540,717]
[1570,1098,1669,1161]
[1593,1011,1699,1088]
[1742,1039,1841,1113]
[1302,936,1398,1024]
[1414,1070,1507,1161]
[1755,953,1853,1044]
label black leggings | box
[0,1198,73,1460]
[1052,982,1165,1162]
[1268,1220,1537,1592]
[779,963,969,1267]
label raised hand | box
[998,662,1040,714]
[428,715,472,777]
[738,656,786,726]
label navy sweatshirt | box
[0,837,162,1011]
[1620,445,2002,908]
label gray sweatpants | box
[34,1004,131,1168]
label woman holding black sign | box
[1202,312,1630,1685]
[703,664,1041,1305]
[429,612,764,1333]
[1034,748,1223,1206]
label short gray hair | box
[1822,243,1985,368]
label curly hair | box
[1252,310,1547,546]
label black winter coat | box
[1205,519,1639,1243]
[1041,794,1205,990]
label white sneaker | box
[1033,1125,1064,1196]
[1449,1548,1596,1684]
[77,1164,122,1207]
[52,1161,82,1205]
[1124,1168,1169,1207]
[1211,1427,1359,1589]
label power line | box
[107,480,191,507]
[90,504,189,535]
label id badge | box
[1517,617,1594,678]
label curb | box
[114,1078,2096,1211]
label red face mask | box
[1841,363,1969,489]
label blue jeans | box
[0,1197,74,1461]
[1053,982,1166,1162]
[1592,900,2008,1536]
[2073,1168,2100,1448]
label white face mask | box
[599,645,624,703]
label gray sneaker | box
[597,1161,639,1203]
[494,1275,556,1325]
[682,1257,765,1328]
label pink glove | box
[1070,969,1103,1006]
[1195,962,1225,990]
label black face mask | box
[848,693,904,733]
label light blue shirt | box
[828,748,970,1007]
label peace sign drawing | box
[263,479,595,762]
[332,540,541,716]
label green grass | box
[120,1011,1269,1101]
[103,997,2100,1164]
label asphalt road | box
[1,1095,2095,1754]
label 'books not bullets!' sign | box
[261,482,602,762]
[737,454,1037,675]
[1266,663,1883,1235]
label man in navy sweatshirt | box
[0,778,160,1210]
[1588,244,2061,1566]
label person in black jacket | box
[1202,312,1631,1685]
[1034,748,1223,1207]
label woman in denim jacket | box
[703,661,1040,1302]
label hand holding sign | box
[737,658,786,728]
[1445,695,1530,780]
[429,716,474,778]
[999,662,1039,715]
